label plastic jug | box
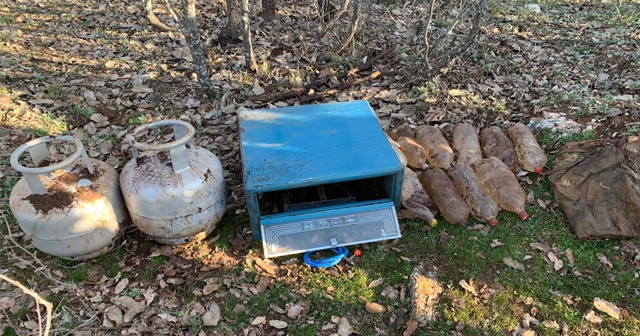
[480,126,518,171]
[415,125,454,169]
[507,123,547,174]
[474,157,528,220]
[453,123,483,166]
[420,168,469,225]
[402,167,438,226]
[448,163,499,226]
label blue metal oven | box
[238,101,403,258]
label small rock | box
[365,302,386,314]
[525,4,541,14]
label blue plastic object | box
[304,247,349,268]
[238,101,404,258]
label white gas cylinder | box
[9,136,128,260]
[120,120,226,245]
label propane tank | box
[9,136,128,260]
[120,120,226,245]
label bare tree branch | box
[317,0,351,38]
[424,0,488,79]
[162,0,180,23]
[0,274,53,336]
[145,0,174,31]
[335,0,359,54]
[423,0,436,71]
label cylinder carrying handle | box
[10,136,94,195]
[130,120,195,173]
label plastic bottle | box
[389,124,415,141]
[507,123,547,174]
[415,125,454,169]
[448,164,499,226]
[386,134,408,167]
[420,168,469,225]
[473,157,529,220]
[388,125,428,169]
[401,167,438,226]
[453,123,483,166]
[480,126,518,171]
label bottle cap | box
[534,166,543,174]
[489,218,498,227]
[519,211,529,220]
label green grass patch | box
[536,128,595,152]
[73,105,94,118]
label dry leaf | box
[203,278,220,295]
[269,320,288,329]
[529,242,550,252]
[142,287,156,306]
[104,306,123,326]
[202,302,221,326]
[597,253,613,269]
[448,89,466,96]
[0,297,16,310]
[593,297,620,319]
[381,285,399,300]
[253,81,265,95]
[566,248,575,264]
[287,304,303,319]
[585,310,604,324]
[542,320,560,329]
[337,317,354,336]
[503,257,525,271]
[368,278,384,288]
[547,252,564,271]
[365,302,386,314]
[490,239,503,248]
[459,279,477,295]
[251,316,266,325]
[403,319,419,336]
[255,258,278,274]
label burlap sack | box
[549,139,640,239]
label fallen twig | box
[249,46,394,103]
[0,274,53,336]
[1,214,64,285]
[299,71,381,103]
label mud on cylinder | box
[119,120,227,245]
[9,136,128,260]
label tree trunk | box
[262,0,276,21]
[241,0,257,70]
[180,0,217,100]
[145,0,173,31]
[219,0,243,45]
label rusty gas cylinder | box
[9,136,128,260]
[120,120,226,245]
